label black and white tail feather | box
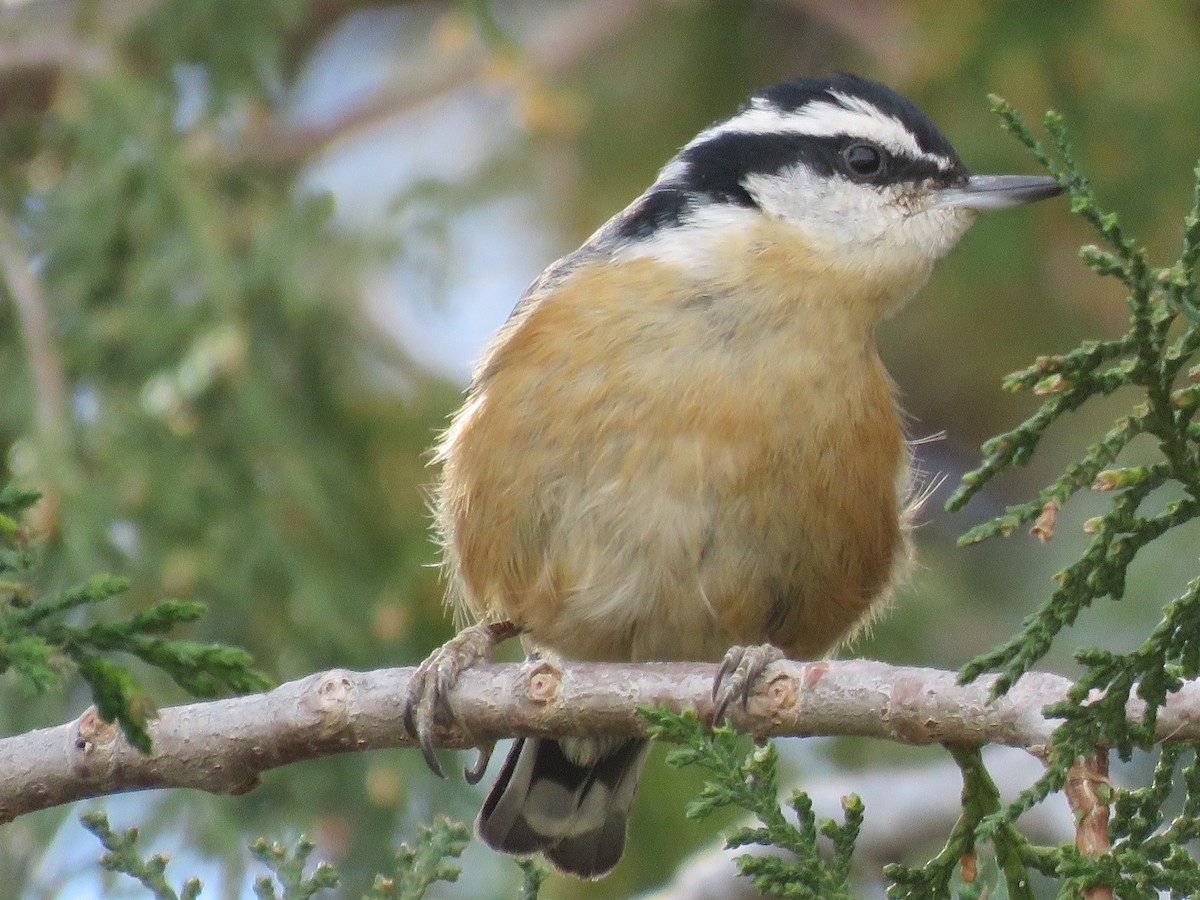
[477,735,651,879]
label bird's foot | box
[712,643,785,726]
[403,619,520,778]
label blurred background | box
[1,0,1198,897]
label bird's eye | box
[842,142,887,179]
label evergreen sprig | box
[944,98,1200,895]
[1098,745,1200,895]
[86,814,474,900]
[81,811,203,900]
[365,817,471,900]
[644,706,862,899]
[886,746,1039,899]
[0,483,269,752]
[250,836,340,900]
[990,745,1200,896]
[516,858,547,899]
[951,98,1200,743]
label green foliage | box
[250,836,340,900]
[516,858,547,899]
[0,483,268,751]
[887,746,1038,900]
[84,812,472,900]
[1097,745,1200,896]
[646,714,1200,896]
[952,103,1191,746]
[126,0,310,99]
[943,99,1200,895]
[644,707,862,899]
[2,0,436,692]
[1,0,453,888]
[81,811,203,900]
[364,817,470,900]
[952,100,1200,717]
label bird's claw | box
[464,743,496,785]
[403,620,519,778]
[712,643,785,726]
[403,649,453,777]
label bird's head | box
[601,73,1061,299]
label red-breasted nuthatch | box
[404,72,1061,879]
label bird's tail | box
[477,736,650,879]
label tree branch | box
[1065,751,1114,900]
[3,657,1199,825]
[0,211,70,530]
[0,212,67,444]
[239,0,653,166]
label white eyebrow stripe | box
[681,95,954,173]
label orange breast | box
[435,230,909,663]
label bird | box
[403,72,1061,880]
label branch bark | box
[3,657,1199,825]
[1065,751,1114,900]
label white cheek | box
[747,168,888,247]
[903,203,976,262]
[744,169,975,280]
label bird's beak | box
[934,174,1062,211]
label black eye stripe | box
[607,74,976,243]
[613,129,961,239]
[679,132,807,205]
[676,132,954,203]
[611,131,958,240]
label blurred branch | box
[0,0,163,34]
[0,34,112,76]
[0,212,67,443]
[0,0,654,167]
[0,0,151,83]
[240,0,652,166]
[0,212,68,528]
[4,657,1200,823]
